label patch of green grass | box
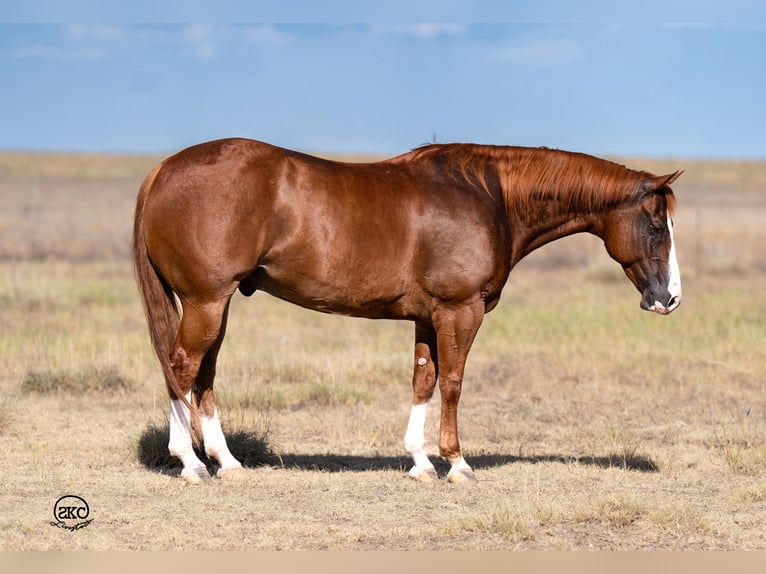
[648,504,711,537]
[732,483,766,503]
[224,380,374,411]
[229,385,289,410]
[709,413,766,475]
[720,440,766,475]
[453,495,707,545]
[21,364,132,394]
[306,381,374,407]
[574,494,646,528]
[448,503,554,542]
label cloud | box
[13,44,104,62]
[174,24,290,60]
[180,24,216,60]
[243,24,290,44]
[399,23,467,39]
[372,23,467,39]
[63,25,125,41]
[489,38,586,68]
[659,22,766,31]
[10,24,126,62]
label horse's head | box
[599,171,683,315]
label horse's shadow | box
[136,423,658,477]
[267,451,658,475]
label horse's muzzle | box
[641,293,681,315]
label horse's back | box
[139,138,510,317]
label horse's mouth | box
[644,295,681,315]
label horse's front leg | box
[404,323,439,481]
[433,299,484,483]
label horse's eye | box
[648,221,665,235]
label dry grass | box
[21,364,132,394]
[0,152,765,550]
[0,395,13,435]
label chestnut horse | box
[132,138,682,483]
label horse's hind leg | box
[193,301,244,480]
[167,296,232,484]
[404,323,439,482]
[168,398,208,483]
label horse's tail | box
[132,164,201,443]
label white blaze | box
[667,213,682,304]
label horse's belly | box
[239,263,422,320]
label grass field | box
[0,151,764,550]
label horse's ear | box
[641,170,683,194]
[650,170,684,190]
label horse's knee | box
[438,374,463,402]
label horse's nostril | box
[668,296,679,308]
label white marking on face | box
[404,403,434,475]
[650,214,681,314]
[417,357,428,367]
[666,213,682,306]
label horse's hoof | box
[447,468,477,483]
[181,466,212,484]
[217,466,246,481]
[409,467,438,482]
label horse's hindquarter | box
[141,139,286,299]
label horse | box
[132,138,682,484]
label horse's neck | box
[510,207,599,266]
[501,170,621,266]
[408,145,636,266]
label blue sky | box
[1,3,765,158]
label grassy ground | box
[0,152,764,550]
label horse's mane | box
[402,143,675,217]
